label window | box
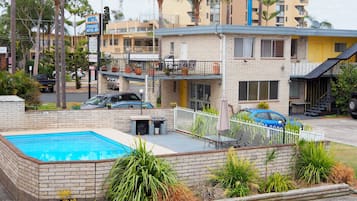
[289,81,301,98]
[335,43,346,52]
[114,39,119,46]
[239,81,279,101]
[291,39,297,58]
[261,39,284,57]
[170,42,174,54]
[189,83,211,111]
[109,39,113,46]
[102,40,107,47]
[234,38,254,58]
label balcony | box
[102,61,222,80]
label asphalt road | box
[301,117,357,146]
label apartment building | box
[161,0,308,27]
[101,20,159,71]
[98,25,357,117]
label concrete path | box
[300,117,357,146]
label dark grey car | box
[80,92,141,109]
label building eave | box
[155,25,357,38]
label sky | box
[87,0,357,30]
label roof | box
[155,25,357,38]
[304,59,340,79]
[305,43,357,79]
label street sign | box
[88,37,97,53]
[88,54,98,62]
[85,14,100,35]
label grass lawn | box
[330,142,357,177]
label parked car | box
[349,92,357,119]
[33,74,55,93]
[80,92,141,110]
[236,108,303,129]
[111,101,154,109]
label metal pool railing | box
[174,107,325,147]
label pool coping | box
[0,128,176,164]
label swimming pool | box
[5,131,132,162]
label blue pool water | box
[5,131,132,162]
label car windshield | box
[84,95,106,105]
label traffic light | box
[103,6,110,31]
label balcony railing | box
[103,60,222,77]
[159,60,221,76]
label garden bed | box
[215,183,352,201]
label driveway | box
[300,117,357,146]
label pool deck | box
[1,128,216,156]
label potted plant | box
[181,66,189,76]
[111,66,119,72]
[125,65,132,73]
[134,66,142,75]
[213,62,220,74]
[164,68,171,76]
[101,66,107,71]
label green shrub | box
[210,147,259,197]
[0,70,41,106]
[203,106,218,115]
[191,115,207,137]
[233,111,253,122]
[257,102,269,109]
[296,141,335,184]
[105,138,178,201]
[260,173,295,193]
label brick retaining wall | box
[0,134,296,200]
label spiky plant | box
[105,138,178,201]
[261,173,295,193]
[210,147,259,197]
[296,140,335,184]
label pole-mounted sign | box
[85,14,101,35]
[85,14,102,98]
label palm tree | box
[54,0,60,107]
[157,0,164,27]
[192,0,203,25]
[10,0,16,73]
[261,0,280,26]
[305,16,332,29]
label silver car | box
[80,92,141,110]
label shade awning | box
[304,58,340,79]
[337,43,357,60]
[305,43,357,79]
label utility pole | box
[10,0,16,73]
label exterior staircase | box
[304,95,335,117]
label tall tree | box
[65,0,93,37]
[305,16,332,29]
[192,0,203,25]
[157,0,164,27]
[10,0,15,73]
[261,0,280,26]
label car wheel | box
[349,98,357,111]
[351,114,357,119]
